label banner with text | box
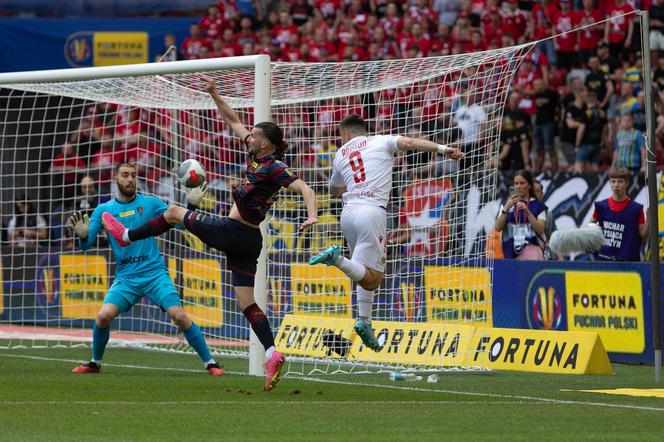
[60,254,108,319]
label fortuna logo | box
[474,335,579,369]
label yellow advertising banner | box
[565,271,644,353]
[60,254,108,319]
[290,264,352,317]
[93,32,148,66]
[424,266,492,325]
[276,315,612,374]
[181,259,223,327]
[472,327,612,375]
[350,320,477,367]
[275,314,355,358]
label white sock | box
[122,229,131,243]
[91,359,101,366]
[265,346,275,360]
[335,257,366,282]
[204,359,215,367]
[357,286,376,320]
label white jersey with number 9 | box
[330,134,401,208]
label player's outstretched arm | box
[396,136,464,160]
[289,178,318,231]
[201,74,250,142]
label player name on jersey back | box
[331,134,400,208]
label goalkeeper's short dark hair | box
[340,114,366,133]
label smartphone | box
[509,185,516,196]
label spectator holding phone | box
[495,169,547,260]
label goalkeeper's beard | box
[117,182,136,199]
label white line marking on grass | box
[2,352,663,412]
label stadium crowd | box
[5,0,659,262]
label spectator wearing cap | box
[604,0,634,62]
[551,0,579,70]
[577,0,604,66]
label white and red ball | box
[176,159,206,188]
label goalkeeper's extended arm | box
[396,136,464,159]
[186,181,208,210]
[67,211,90,240]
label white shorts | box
[652,31,664,51]
[340,204,387,273]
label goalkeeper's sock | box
[128,214,173,242]
[357,286,376,320]
[243,303,275,350]
[183,322,214,363]
[335,257,366,282]
[92,323,110,362]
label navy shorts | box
[183,211,262,286]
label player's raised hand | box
[299,215,318,231]
[200,74,217,95]
[442,146,464,160]
[187,181,208,207]
[67,211,90,239]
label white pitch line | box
[2,352,663,412]
[1,400,539,406]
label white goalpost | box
[0,45,534,375]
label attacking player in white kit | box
[309,114,464,350]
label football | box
[176,159,206,188]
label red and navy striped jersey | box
[232,154,298,225]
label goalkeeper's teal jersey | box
[78,194,168,278]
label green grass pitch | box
[1,345,664,441]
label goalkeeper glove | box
[67,211,90,239]
[186,181,208,207]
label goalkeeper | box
[69,163,224,376]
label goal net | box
[0,46,533,374]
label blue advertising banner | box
[0,18,195,72]
[492,259,653,364]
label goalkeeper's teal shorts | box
[104,271,181,313]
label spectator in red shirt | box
[481,6,503,47]
[604,0,634,62]
[577,0,604,66]
[450,11,473,46]
[50,142,87,199]
[530,0,557,65]
[380,2,403,37]
[501,0,528,43]
[200,4,225,42]
[273,11,299,46]
[551,0,579,70]
[221,29,242,57]
[464,29,487,52]
[234,16,259,47]
[181,24,210,60]
[283,34,304,62]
